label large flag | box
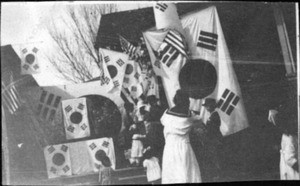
[98,49,115,92]
[181,6,249,136]
[143,3,188,107]
[100,48,128,95]
[20,45,41,75]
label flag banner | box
[20,46,41,75]
[154,3,185,35]
[69,141,94,175]
[119,35,138,59]
[143,29,188,107]
[100,48,128,95]
[123,59,143,98]
[1,71,22,114]
[62,98,90,140]
[146,72,160,98]
[181,6,249,136]
[22,80,123,144]
[98,49,115,92]
[44,144,72,179]
[86,137,116,171]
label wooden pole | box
[2,105,10,185]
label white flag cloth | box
[20,45,41,75]
[143,29,187,107]
[98,49,115,92]
[123,59,143,99]
[44,144,72,178]
[181,6,249,136]
[69,140,94,175]
[62,98,90,140]
[86,137,116,171]
[154,3,185,35]
[100,48,128,95]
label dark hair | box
[124,102,134,112]
[173,89,190,107]
[147,95,157,105]
[95,150,107,162]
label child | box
[98,154,115,185]
[143,150,162,184]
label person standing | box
[160,89,202,183]
[268,100,299,180]
[202,98,223,182]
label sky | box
[1,1,154,86]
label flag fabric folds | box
[86,137,116,171]
[123,59,143,99]
[20,45,41,75]
[144,3,188,107]
[100,48,128,95]
[119,35,138,60]
[181,6,249,136]
[1,70,22,114]
[62,97,90,140]
[154,2,185,35]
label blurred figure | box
[98,151,115,185]
[268,100,299,180]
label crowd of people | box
[99,89,299,184]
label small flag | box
[197,30,218,51]
[119,35,137,59]
[62,97,90,140]
[44,143,72,178]
[86,138,116,171]
[20,46,40,75]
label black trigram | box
[65,105,72,113]
[134,72,140,80]
[155,3,168,12]
[23,64,29,70]
[62,165,70,173]
[61,145,68,152]
[33,64,39,70]
[113,80,120,88]
[104,56,110,63]
[102,141,109,148]
[48,146,55,154]
[131,86,137,92]
[89,143,97,150]
[158,44,180,67]
[80,123,87,130]
[50,167,57,173]
[77,103,84,110]
[37,90,61,122]
[216,89,240,115]
[100,76,110,86]
[197,31,218,51]
[154,59,161,69]
[123,77,130,84]
[67,125,75,133]
[116,58,125,67]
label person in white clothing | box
[160,89,202,184]
[268,100,299,180]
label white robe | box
[280,134,299,180]
[160,110,202,184]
